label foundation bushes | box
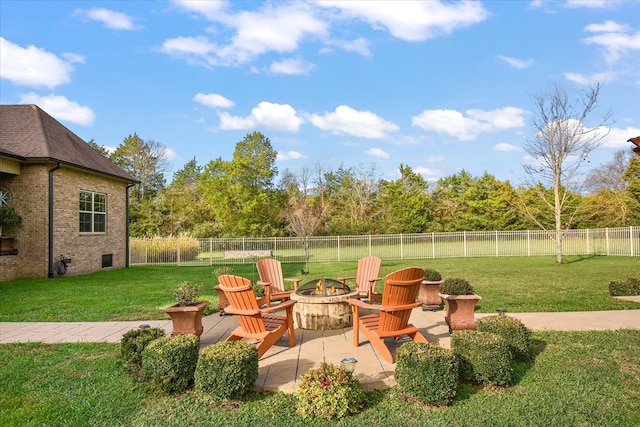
[609,277,640,296]
[120,327,166,374]
[194,341,258,401]
[141,334,200,394]
[477,315,532,361]
[296,362,364,420]
[395,342,459,406]
[452,330,512,386]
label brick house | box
[0,104,137,281]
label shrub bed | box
[477,315,532,360]
[141,334,200,394]
[120,327,166,374]
[296,363,364,420]
[452,330,512,386]
[609,277,640,296]
[194,341,258,401]
[395,342,458,406]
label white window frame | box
[79,190,107,233]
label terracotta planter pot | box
[165,301,209,337]
[418,280,443,309]
[438,293,481,333]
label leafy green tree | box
[86,138,109,156]
[377,164,432,233]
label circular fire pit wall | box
[290,278,358,330]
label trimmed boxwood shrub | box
[141,334,200,394]
[609,277,640,296]
[296,363,364,420]
[452,330,512,386]
[395,342,458,406]
[194,341,258,401]
[423,268,442,282]
[120,327,166,373]
[477,315,532,361]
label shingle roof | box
[629,136,640,156]
[0,104,136,182]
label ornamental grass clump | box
[395,342,458,406]
[296,363,364,420]
[609,277,640,296]
[440,277,475,295]
[452,330,512,386]
[477,315,532,361]
[141,334,200,394]
[194,341,258,401]
[120,327,166,374]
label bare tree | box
[521,83,611,263]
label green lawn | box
[1,330,639,426]
[0,256,638,322]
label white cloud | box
[316,0,489,42]
[73,8,139,30]
[600,126,640,148]
[583,20,640,63]
[565,0,610,8]
[218,101,303,132]
[498,55,534,69]
[564,71,616,85]
[161,36,216,57]
[268,58,315,75]
[277,150,309,161]
[170,2,327,67]
[193,93,235,108]
[311,105,398,139]
[424,155,445,163]
[172,0,228,20]
[365,148,390,159]
[411,107,527,141]
[494,142,522,152]
[18,93,95,126]
[414,166,441,177]
[0,38,75,88]
[323,37,372,57]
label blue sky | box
[1,0,638,185]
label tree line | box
[89,84,640,263]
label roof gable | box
[0,104,136,182]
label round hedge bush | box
[440,278,475,295]
[296,363,364,420]
[395,342,459,406]
[423,268,443,282]
[451,330,512,386]
[194,341,258,401]
[120,327,166,373]
[141,334,200,394]
[477,315,532,360]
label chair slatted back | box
[378,267,424,334]
[256,258,285,292]
[355,256,381,294]
[218,275,266,334]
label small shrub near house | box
[296,363,364,420]
[609,277,640,296]
[130,237,201,263]
[452,330,512,386]
[194,341,258,401]
[477,315,532,361]
[423,268,442,282]
[120,327,166,374]
[395,342,458,406]
[141,334,200,394]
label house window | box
[79,191,106,233]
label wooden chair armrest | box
[222,307,261,316]
[347,298,380,311]
[260,299,297,313]
[284,277,301,289]
[379,302,422,312]
[257,280,271,287]
[337,276,355,283]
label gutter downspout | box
[126,183,135,268]
[48,163,61,278]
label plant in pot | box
[0,205,22,255]
[418,268,443,310]
[438,278,481,333]
[165,281,209,337]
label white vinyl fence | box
[129,226,639,266]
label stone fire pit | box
[290,278,359,330]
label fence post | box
[631,226,635,257]
[606,228,610,256]
[400,234,404,259]
[464,231,467,258]
[368,234,372,256]
[432,232,435,259]
[495,230,499,257]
